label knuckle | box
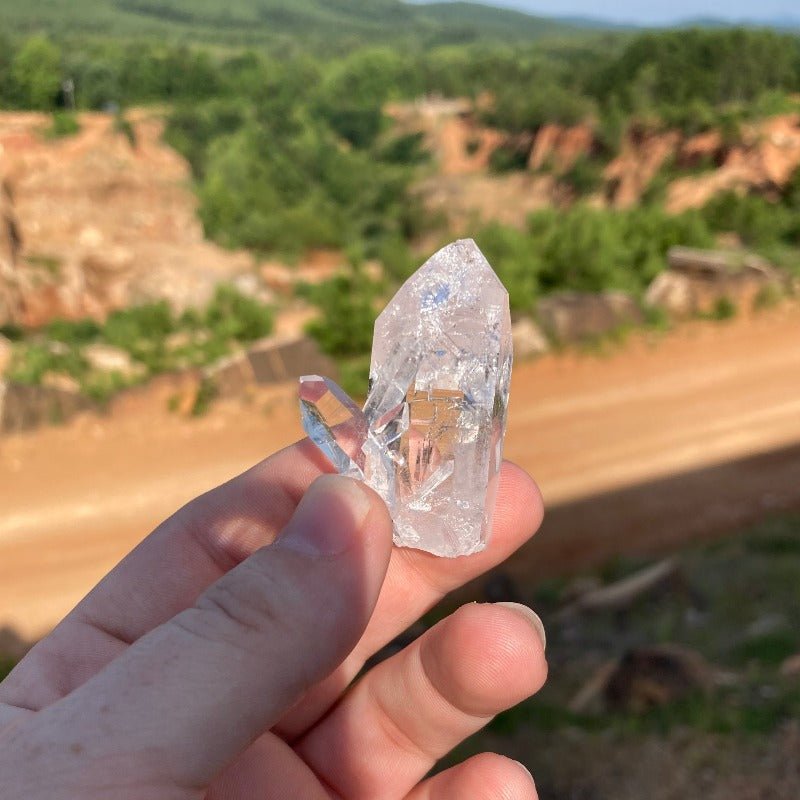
[181,559,291,649]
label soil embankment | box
[2,305,800,637]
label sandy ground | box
[2,305,800,638]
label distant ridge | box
[412,1,800,32]
[675,15,800,31]
[0,0,588,46]
[1,0,795,47]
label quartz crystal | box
[299,375,368,480]
[299,239,512,557]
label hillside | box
[0,0,585,46]
[411,2,579,39]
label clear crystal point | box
[299,375,368,479]
[298,239,512,558]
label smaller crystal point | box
[299,375,368,479]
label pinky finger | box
[405,753,538,800]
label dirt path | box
[3,306,800,638]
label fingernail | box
[276,475,372,557]
[496,602,547,652]
[513,759,535,785]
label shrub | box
[699,192,792,248]
[375,131,429,165]
[113,112,137,148]
[752,284,783,312]
[45,111,80,139]
[488,142,529,173]
[201,284,274,343]
[46,318,102,345]
[7,341,87,386]
[375,235,416,284]
[191,377,218,417]
[478,204,714,307]
[708,296,738,321]
[103,301,175,372]
[560,156,604,196]
[305,273,378,357]
[475,222,541,311]
[487,81,594,133]
[338,355,372,399]
[7,286,275,404]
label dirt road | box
[3,306,800,638]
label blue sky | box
[460,1,799,25]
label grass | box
[486,512,800,740]
[489,685,800,738]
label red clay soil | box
[2,304,800,637]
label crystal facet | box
[299,375,368,480]
[299,239,512,558]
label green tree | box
[11,36,62,109]
[315,48,411,148]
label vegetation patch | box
[7,285,274,403]
[44,111,81,139]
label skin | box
[0,438,547,799]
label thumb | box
[36,475,393,790]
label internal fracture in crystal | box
[299,239,512,557]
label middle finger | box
[295,601,547,800]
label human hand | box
[0,438,547,799]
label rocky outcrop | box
[667,115,800,212]
[511,317,550,359]
[644,272,695,317]
[201,334,338,399]
[645,247,785,317]
[83,343,145,379]
[537,291,643,342]
[0,379,94,433]
[605,128,681,208]
[0,111,252,328]
[202,352,256,399]
[247,335,337,385]
[386,97,504,176]
[529,123,595,172]
[0,174,23,326]
[677,129,726,169]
